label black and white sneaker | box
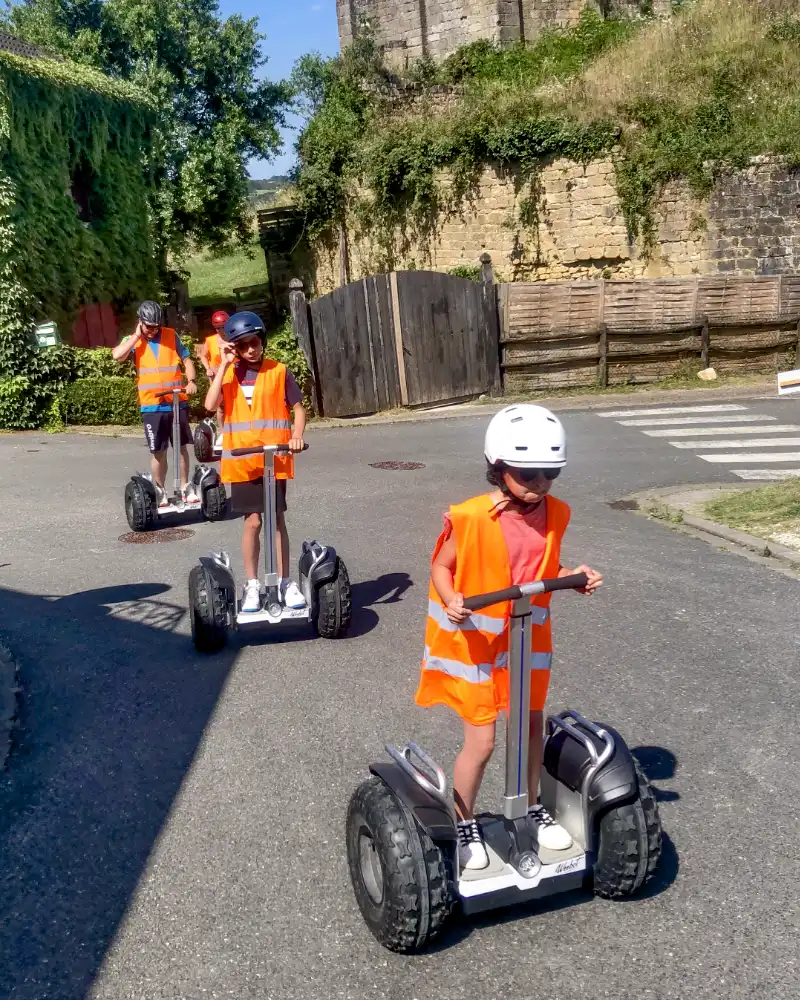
[528,803,573,851]
[457,819,489,871]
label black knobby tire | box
[202,483,227,521]
[313,558,352,639]
[592,760,662,899]
[125,480,154,532]
[189,564,229,654]
[346,776,454,953]
[194,423,214,464]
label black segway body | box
[194,418,220,463]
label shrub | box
[60,376,139,426]
[0,376,40,429]
[265,315,314,412]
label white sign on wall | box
[777,369,800,396]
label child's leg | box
[151,449,168,488]
[275,509,290,578]
[528,710,544,802]
[242,513,261,580]
[453,720,496,820]
[179,445,191,487]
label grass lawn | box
[186,243,269,306]
[704,480,800,549]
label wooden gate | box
[291,265,500,418]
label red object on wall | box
[72,303,119,347]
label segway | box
[188,443,352,653]
[346,574,662,953]
[193,417,221,464]
[124,387,227,532]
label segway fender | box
[199,555,235,602]
[130,474,157,502]
[193,464,221,490]
[299,540,339,588]
[543,721,639,821]
[369,761,457,844]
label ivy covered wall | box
[0,46,157,378]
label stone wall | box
[337,1,673,66]
[311,156,800,293]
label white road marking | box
[599,404,747,418]
[644,424,800,438]
[669,437,800,449]
[620,414,776,427]
[732,469,800,481]
[699,452,800,463]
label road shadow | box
[0,581,239,1000]
[632,744,681,803]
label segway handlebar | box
[154,387,183,399]
[462,573,589,612]
[228,443,310,457]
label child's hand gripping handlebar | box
[229,443,310,457]
[462,573,589,612]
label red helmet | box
[211,310,229,330]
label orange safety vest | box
[220,359,294,483]
[415,493,570,726]
[134,328,187,408]
[206,332,222,371]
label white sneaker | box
[241,579,262,614]
[214,433,223,450]
[182,484,201,506]
[528,804,573,851]
[457,819,489,871]
[156,485,169,507]
[282,579,306,609]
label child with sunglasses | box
[415,404,602,871]
[205,311,307,613]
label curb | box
[626,484,800,572]
[57,378,779,437]
[0,637,20,769]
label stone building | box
[337,0,673,67]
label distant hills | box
[247,176,290,202]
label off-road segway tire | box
[125,480,154,532]
[313,557,352,639]
[189,564,229,654]
[201,483,227,522]
[592,760,662,899]
[346,776,454,953]
[194,422,214,464]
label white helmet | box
[484,404,566,469]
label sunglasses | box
[509,467,561,483]
[236,336,262,353]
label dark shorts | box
[230,478,288,516]
[142,408,193,454]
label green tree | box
[3,0,289,260]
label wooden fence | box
[500,275,800,392]
[290,261,500,417]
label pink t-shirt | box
[442,499,547,585]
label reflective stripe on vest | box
[426,599,507,636]
[422,647,550,681]
[223,419,292,433]
[220,361,293,484]
[135,330,186,408]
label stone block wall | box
[312,156,800,293]
[337,1,673,65]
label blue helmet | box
[223,311,265,343]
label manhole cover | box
[607,499,639,511]
[119,527,195,544]
[369,461,426,471]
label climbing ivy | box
[0,48,156,423]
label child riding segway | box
[188,312,351,652]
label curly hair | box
[486,459,506,488]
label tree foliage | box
[4,0,290,258]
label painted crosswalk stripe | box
[619,414,776,427]
[732,469,800,481]
[644,424,800,437]
[670,437,800,449]
[599,404,747,418]
[699,452,800,463]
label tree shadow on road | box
[0,581,238,1000]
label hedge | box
[59,376,139,426]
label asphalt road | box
[0,395,798,1000]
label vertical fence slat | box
[289,278,322,416]
[598,324,608,388]
[389,271,409,406]
[700,315,710,369]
